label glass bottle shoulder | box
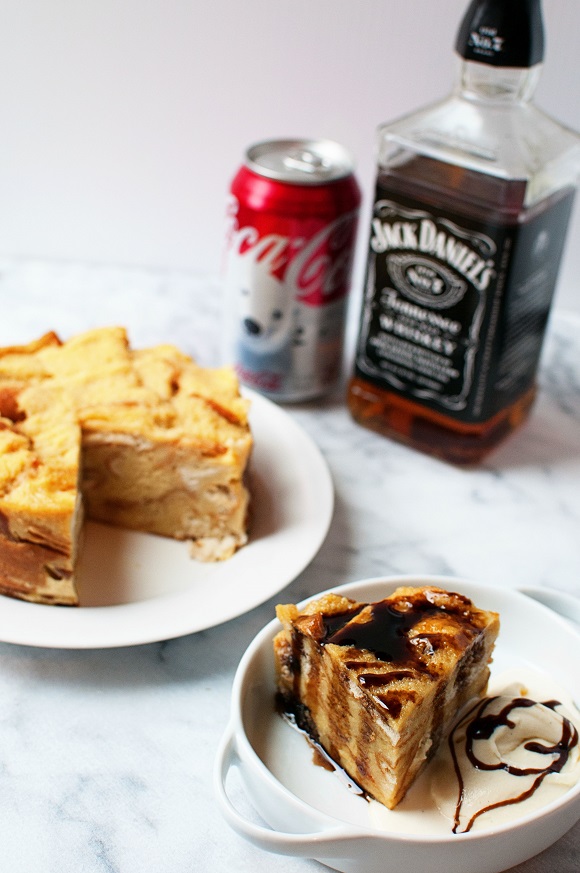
[376,64,580,209]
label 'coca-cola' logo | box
[225,198,358,306]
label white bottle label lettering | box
[355,185,575,422]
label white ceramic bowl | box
[214,575,580,873]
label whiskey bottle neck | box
[457,59,542,105]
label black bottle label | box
[354,183,574,423]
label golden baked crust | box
[274,585,500,809]
[0,414,81,605]
[0,327,252,605]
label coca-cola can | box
[223,138,361,401]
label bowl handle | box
[214,725,360,858]
[519,586,580,629]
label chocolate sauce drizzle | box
[323,590,479,667]
[450,696,579,833]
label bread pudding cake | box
[274,585,499,809]
[0,327,252,605]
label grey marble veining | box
[0,257,579,872]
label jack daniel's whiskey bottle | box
[348,0,580,463]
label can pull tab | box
[283,148,330,175]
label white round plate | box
[0,389,333,649]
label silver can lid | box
[245,138,355,185]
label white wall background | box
[1,0,579,312]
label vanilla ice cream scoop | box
[431,692,580,834]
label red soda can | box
[223,139,361,401]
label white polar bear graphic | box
[224,242,296,394]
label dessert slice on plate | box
[274,585,499,809]
[0,327,252,605]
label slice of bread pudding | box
[0,327,252,605]
[274,585,499,809]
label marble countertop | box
[1,257,579,873]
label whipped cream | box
[431,679,580,834]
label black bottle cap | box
[455,0,544,67]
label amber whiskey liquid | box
[348,156,575,464]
